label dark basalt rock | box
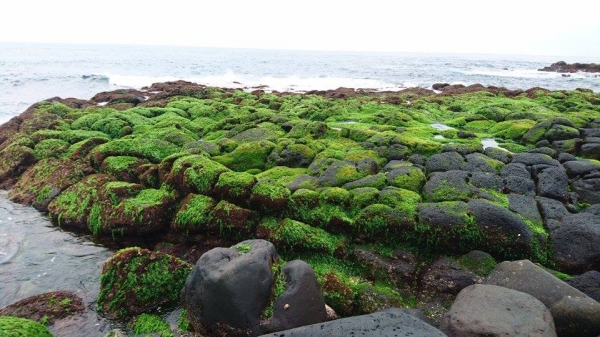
[353,248,418,290]
[508,193,543,225]
[563,160,600,177]
[539,61,600,73]
[571,177,600,204]
[262,260,327,334]
[425,151,464,173]
[419,257,481,297]
[499,162,531,178]
[258,308,446,337]
[537,167,569,202]
[551,213,600,273]
[536,196,569,233]
[503,175,536,196]
[440,284,556,337]
[468,199,534,253]
[485,260,600,337]
[566,271,600,302]
[511,152,560,167]
[183,240,279,336]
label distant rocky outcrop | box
[539,61,600,73]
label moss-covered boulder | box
[213,171,257,202]
[161,154,230,195]
[98,247,192,320]
[47,174,116,230]
[0,316,53,337]
[100,156,150,183]
[9,158,91,211]
[208,200,257,238]
[262,218,348,255]
[213,140,276,171]
[0,291,84,325]
[316,160,365,187]
[171,193,216,233]
[386,166,426,192]
[0,145,35,189]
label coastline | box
[1,81,599,336]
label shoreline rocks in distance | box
[539,61,600,73]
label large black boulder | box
[485,260,600,337]
[425,151,464,173]
[571,177,600,204]
[419,257,480,297]
[262,260,327,334]
[566,271,600,302]
[551,213,600,273]
[258,308,446,337]
[537,167,569,202]
[468,199,534,254]
[439,284,556,336]
[183,240,279,336]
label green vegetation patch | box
[132,314,173,337]
[0,316,53,337]
[98,247,192,320]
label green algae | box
[0,316,53,337]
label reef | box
[1,81,600,336]
[539,61,600,73]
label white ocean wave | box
[103,70,407,92]
[460,68,592,79]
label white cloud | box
[1,0,599,56]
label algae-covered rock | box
[0,316,53,337]
[98,247,192,320]
[0,291,84,325]
[0,145,35,189]
[9,158,90,211]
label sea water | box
[1,42,599,123]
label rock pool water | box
[0,190,116,336]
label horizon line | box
[1,40,598,60]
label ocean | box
[1,42,599,124]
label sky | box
[1,0,599,57]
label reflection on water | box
[0,190,115,336]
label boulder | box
[316,161,364,187]
[566,271,600,302]
[571,177,600,204]
[507,194,543,226]
[537,167,569,202]
[439,284,556,337]
[536,196,569,233]
[551,213,600,273]
[0,291,84,325]
[98,247,192,320]
[512,153,559,167]
[183,240,278,336]
[425,151,464,173]
[420,257,481,297]
[503,175,536,196]
[353,248,418,289]
[262,260,327,334]
[258,308,446,337]
[563,160,600,178]
[468,199,534,254]
[485,260,600,337]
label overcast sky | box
[1,0,599,56]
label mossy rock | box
[386,166,426,192]
[208,200,258,238]
[213,140,276,172]
[48,174,116,230]
[9,158,90,212]
[457,250,497,277]
[250,181,291,212]
[349,187,380,209]
[213,171,257,202]
[171,193,216,233]
[0,316,53,337]
[287,121,328,139]
[544,124,580,142]
[66,137,109,159]
[268,143,316,168]
[0,291,84,325]
[319,187,350,206]
[162,154,230,195]
[91,138,180,165]
[343,172,387,190]
[353,204,411,240]
[267,218,348,255]
[96,187,178,236]
[131,314,174,337]
[98,247,192,320]
[33,139,70,160]
[522,121,552,144]
[100,156,150,183]
[316,161,365,187]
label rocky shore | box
[539,61,600,73]
[0,81,599,336]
